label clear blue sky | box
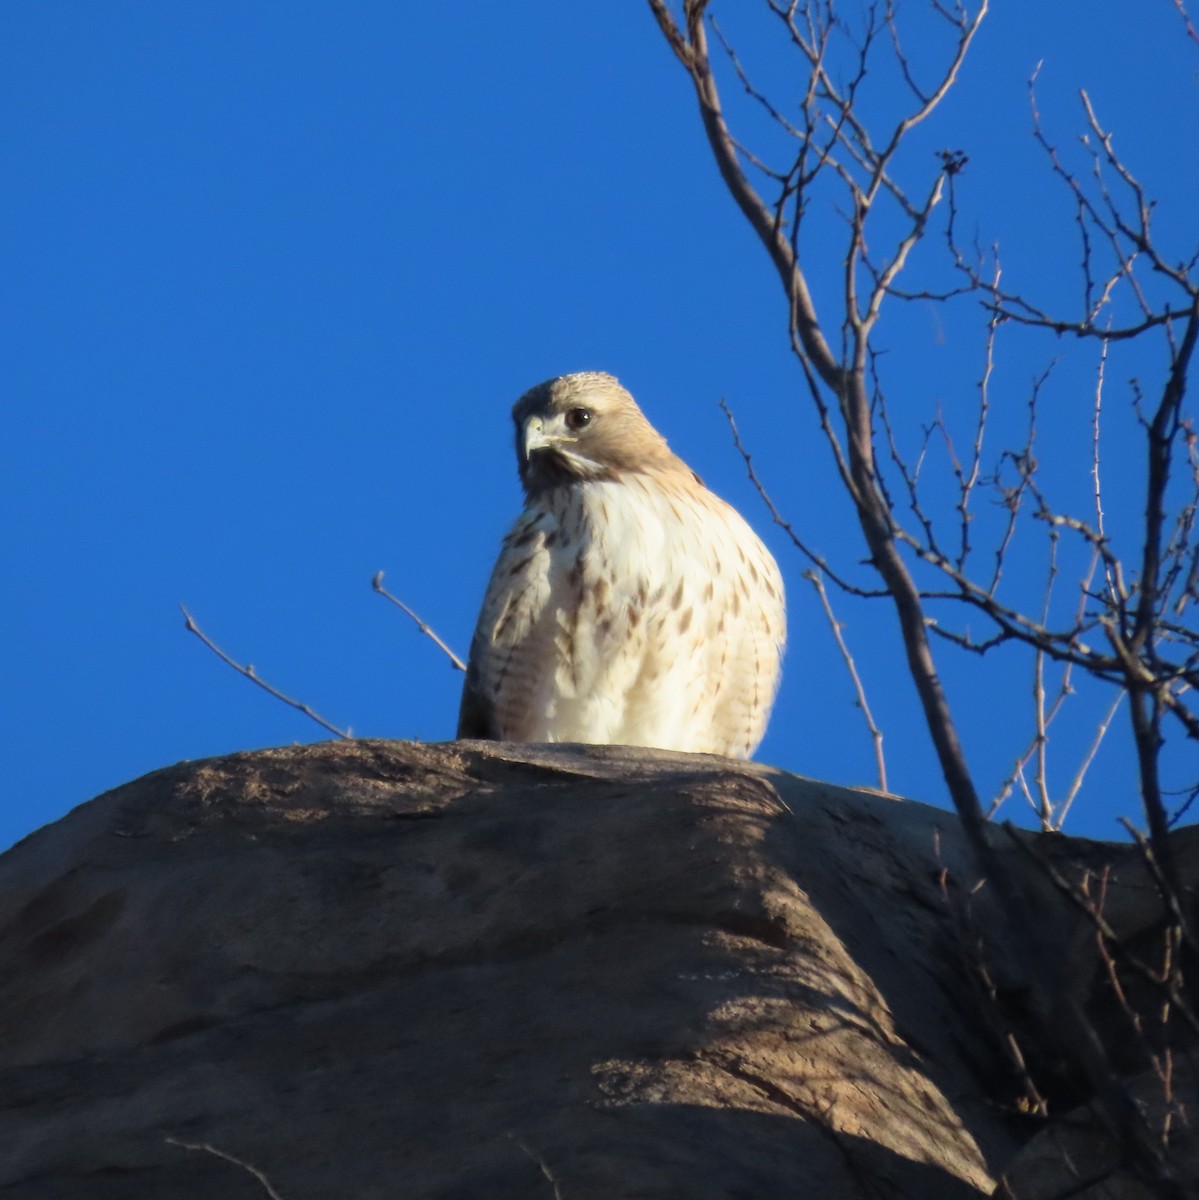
[3,3,1196,850]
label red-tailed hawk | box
[457,372,786,759]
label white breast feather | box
[474,471,785,758]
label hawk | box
[457,372,786,759]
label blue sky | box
[3,3,1197,850]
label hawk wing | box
[456,507,556,740]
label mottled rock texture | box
[0,740,1193,1198]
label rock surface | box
[0,739,1190,1198]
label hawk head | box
[511,372,681,496]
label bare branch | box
[719,397,886,597]
[982,303,1190,342]
[508,1133,566,1200]
[805,568,887,790]
[709,16,806,144]
[166,1138,286,1200]
[652,5,1198,1178]
[1030,645,1053,828]
[1004,836,1199,1038]
[179,605,351,740]
[1118,817,1196,953]
[1173,0,1199,47]
[372,572,467,672]
[957,302,999,574]
[1054,689,1125,830]
[1169,783,1199,828]
[1079,90,1197,293]
[647,0,843,389]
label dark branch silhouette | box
[649,2,1196,1188]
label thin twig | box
[179,604,351,739]
[1001,827,1199,1037]
[1118,817,1196,951]
[935,858,1049,1116]
[1086,869,1181,1149]
[1031,645,1052,828]
[508,1132,566,1200]
[166,1137,286,1200]
[718,396,885,597]
[1173,0,1199,47]
[804,568,887,791]
[1054,690,1125,829]
[1168,783,1199,829]
[372,572,467,672]
[649,5,1195,1184]
[1029,517,1064,828]
[662,8,1199,1185]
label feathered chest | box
[516,475,727,618]
[467,469,786,755]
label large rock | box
[0,740,1188,1197]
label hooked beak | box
[522,414,572,461]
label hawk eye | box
[564,407,592,431]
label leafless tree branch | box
[372,572,467,672]
[179,604,351,740]
[1173,0,1199,47]
[650,3,1197,1184]
[508,1133,566,1200]
[719,396,886,597]
[166,1137,287,1200]
[804,567,887,790]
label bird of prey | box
[457,372,786,759]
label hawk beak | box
[523,415,552,461]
